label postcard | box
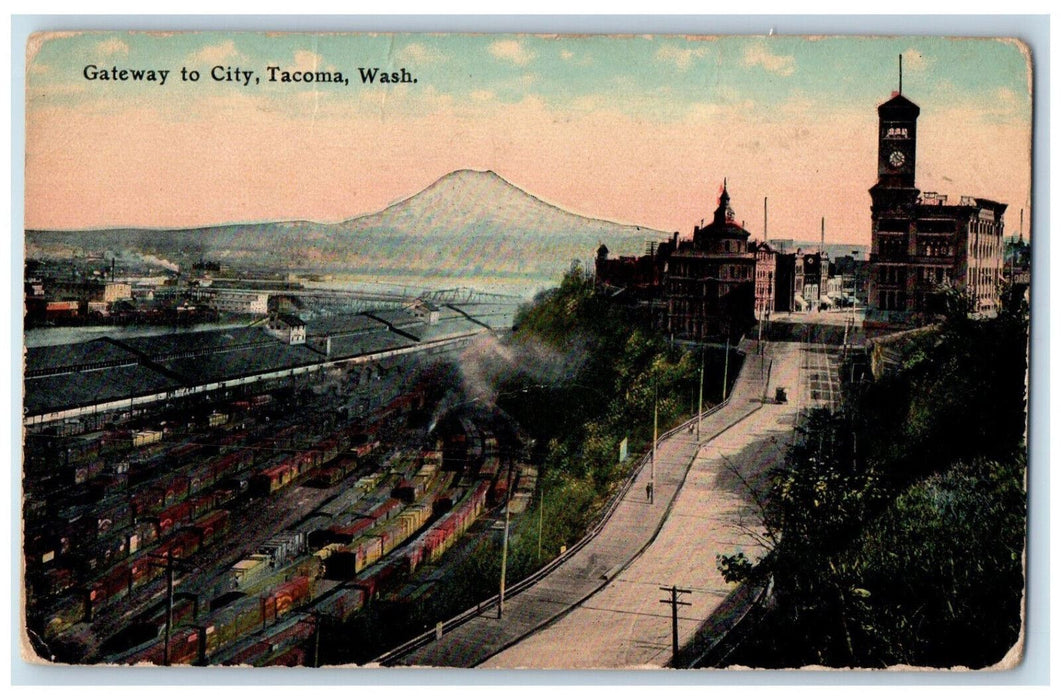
[21,30,1032,671]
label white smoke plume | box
[138,253,181,272]
[456,332,588,405]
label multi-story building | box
[773,252,798,312]
[49,279,132,303]
[868,89,1007,323]
[210,289,270,315]
[832,254,870,308]
[801,251,829,312]
[663,183,756,340]
[751,241,777,316]
[265,312,307,345]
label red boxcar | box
[122,626,201,666]
[155,501,192,537]
[263,576,311,622]
[190,510,230,547]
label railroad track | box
[800,340,842,414]
[373,397,739,666]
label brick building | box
[663,183,756,340]
[868,90,1007,324]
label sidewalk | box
[480,343,802,668]
[389,344,776,668]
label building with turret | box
[663,182,756,340]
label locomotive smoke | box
[426,332,588,433]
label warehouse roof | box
[305,314,387,337]
[24,364,181,414]
[25,339,141,375]
[116,326,271,361]
[23,305,518,418]
[158,341,323,383]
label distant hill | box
[26,170,663,284]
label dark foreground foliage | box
[716,289,1027,669]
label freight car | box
[251,449,319,496]
[120,626,202,666]
[350,560,404,602]
[313,584,367,623]
[190,510,230,547]
[407,480,491,571]
[213,614,315,667]
[114,575,314,666]
[312,455,357,487]
[100,592,200,656]
[79,510,230,624]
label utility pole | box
[696,348,704,442]
[164,550,174,666]
[763,196,768,244]
[312,612,322,668]
[722,336,730,402]
[757,283,764,356]
[499,453,513,618]
[537,481,544,561]
[659,585,692,664]
[144,551,194,666]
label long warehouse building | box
[24,302,517,429]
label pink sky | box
[24,34,1033,246]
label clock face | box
[889,150,906,168]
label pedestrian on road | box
[646,482,653,503]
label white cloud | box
[96,38,129,57]
[655,44,709,71]
[187,40,241,65]
[742,44,796,77]
[489,40,535,66]
[397,43,447,65]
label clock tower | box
[868,87,922,316]
[869,91,922,222]
[874,92,920,192]
[866,73,1008,325]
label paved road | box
[799,341,844,414]
[480,342,808,668]
[389,343,794,668]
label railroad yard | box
[22,302,539,667]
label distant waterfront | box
[302,270,555,301]
[24,270,545,349]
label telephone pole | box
[499,451,513,618]
[696,348,704,442]
[722,336,730,402]
[145,550,196,666]
[659,585,692,664]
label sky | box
[23,32,1033,245]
